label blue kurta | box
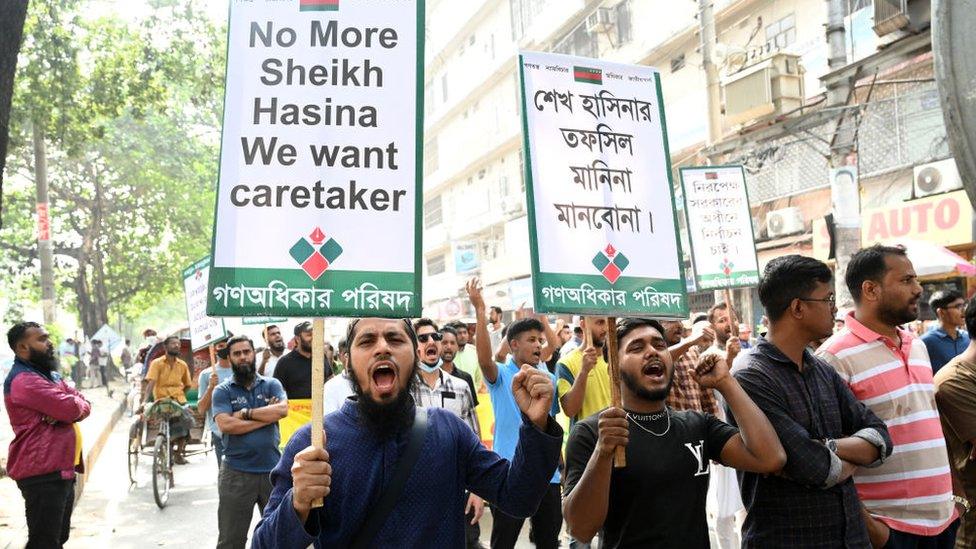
[252,399,562,548]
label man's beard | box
[349,365,418,439]
[621,368,673,402]
[270,341,285,353]
[878,296,918,327]
[232,360,257,386]
[29,347,59,372]
[299,339,312,353]
[441,350,456,362]
[166,348,180,357]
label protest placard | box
[680,166,759,289]
[183,256,228,351]
[518,51,687,318]
[207,0,424,318]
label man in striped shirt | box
[819,244,962,547]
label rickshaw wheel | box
[152,434,171,508]
[127,434,140,484]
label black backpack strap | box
[349,408,429,549]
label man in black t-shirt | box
[563,318,786,549]
[273,321,332,399]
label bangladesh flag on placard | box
[574,66,602,85]
[300,0,338,11]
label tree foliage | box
[1,0,226,335]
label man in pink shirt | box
[3,321,91,549]
[818,245,964,547]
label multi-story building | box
[421,0,966,326]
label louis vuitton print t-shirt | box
[564,408,738,549]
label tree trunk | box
[74,262,99,336]
[0,0,30,228]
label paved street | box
[66,417,241,548]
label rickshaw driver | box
[140,336,195,464]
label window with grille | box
[553,24,598,59]
[424,195,442,228]
[424,137,438,176]
[427,254,446,276]
[616,1,633,45]
[764,14,796,50]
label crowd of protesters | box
[5,243,976,548]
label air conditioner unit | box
[872,0,930,36]
[766,207,805,238]
[723,53,805,126]
[502,196,524,215]
[913,158,962,198]
[585,7,616,34]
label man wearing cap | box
[273,322,332,400]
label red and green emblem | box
[720,258,734,276]
[573,66,602,85]
[300,0,338,12]
[290,227,343,280]
[592,244,629,284]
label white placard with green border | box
[518,51,688,317]
[207,0,424,318]
[183,256,228,351]
[680,165,759,289]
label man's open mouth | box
[371,362,398,392]
[641,361,665,380]
[424,347,438,358]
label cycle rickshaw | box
[126,335,213,508]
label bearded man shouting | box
[252,317,563,548]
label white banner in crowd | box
[518,51,687,317]
[207,0,423,318]
[183,256,228,351]
[680,165,759,289]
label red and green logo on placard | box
[720,257,734,276]
[592,244,629,284]
[574,66,602,85]
[290,227,343,280]
[300,0,338,12]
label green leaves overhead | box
[1,0,226,335]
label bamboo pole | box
[605,316,626,468]
[724,288,739,338]
[310,318,326,508]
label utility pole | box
[825,0,860,310]
[33,123,57,324]
[933,0,976,209]
[699,0,722,147]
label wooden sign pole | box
[208,344,216,367]
[605,316,626,468]
[724,288,739,339]
[310,318,326,508]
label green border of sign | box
[183,255,228,351]
[679,164,760,290]
[205,0,425,318]
[517,54,688,318]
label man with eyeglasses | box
[734,255,892,547]
[922,290,970,374]
[410,318,484,549]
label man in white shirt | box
[258,324,286,377]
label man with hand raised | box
[563,318,784,548]
[251,317,563,548]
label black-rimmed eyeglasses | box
[798,295,836,306]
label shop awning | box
[887,238,976,277]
